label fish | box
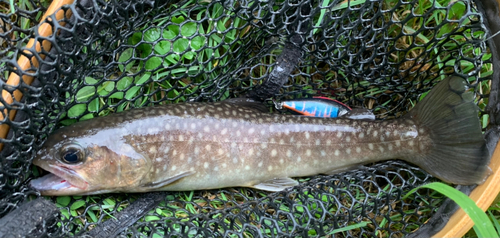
[30,76,490,196]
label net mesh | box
[0,0,492,237]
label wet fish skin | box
[30,76,490,195]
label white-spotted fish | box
[30,76,490,195]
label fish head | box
[31,124,152,196]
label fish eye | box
[59,144,85,164]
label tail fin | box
[402,76,490,185]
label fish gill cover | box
[0,0,493,237]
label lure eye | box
[59,144,85,164]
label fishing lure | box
[274,97,352,118]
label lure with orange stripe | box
[276,97,351,118]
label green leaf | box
[136,73,151,85]
[85,76,98,84]
[144,28,161,42]
[118,48,134,72]
[181,22,197,37]
[154,40,171,55]
[104,81,115,92]
[117,77,133,90]
[68,104,87,118]
[125,86,141,100]
[173,38,189,53]
[87,98,100,112]
[191,36,205,49]
[80,114,94,121]
[57,196,71,207]
[109,92,124,99]
[171,16,185,24]
[145,57,162,70]
[404,182,498,238]
[76,86,96,102]
[70,200,86,210]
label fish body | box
[31,77,490,195]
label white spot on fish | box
[279,139,285,145]
[171,165,177,171]
[248,128,255,134]
[204,162,209,168]
[180,154,185,160]
[279,159,284,164]
[258,162,263,167]
[334,150,340,156]
[346,148,351,154]
[373,131,378,137]
[191,123,197,129]
[314,160,318,165]
[271,149,278,157]
[290,137,295,143]
[268,165,273,171]
[393,130,399,136]
[337,131,342,138]
[155,157,162,162]
[163,147,170,153]
[149,146,157,154]
[359,132,364,139]
[205,144,211,151]
[204,126,210,132]
[326,139,332,146]
[163,165,167,171]
[419,128,425,134]
[388,144,393,151]
[297,156,301,162]
[385,131,390,137]
[236,130,241,136]
[179,135,185,141]
[218,148,224,155]
[346,136,351,143]
[270,138,276,143]
[261,129,266,135]
[306,149,312,156]
[287,150,292,157]
[233,157,238,163]
[316,139,321,146]
[249,148,254,156]
[379,146,384,152]
[222,163,227,168]
[261,143,267,149]
[221,128,228,135]
[231,142,237,148]
[305,132,310,139]
[356,147,361,153]
[409,141,415,146]
[395,141,401,147]
[245,165,250,170]
[165,124,171,130]
[368,143,374,150]
[214,166,219,171]
[194,147,200,155]
[380,136,385,142]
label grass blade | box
[403,182,497,238]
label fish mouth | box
[30,164,89,195]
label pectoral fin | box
[250,177,299,192]
[142,171,195,189]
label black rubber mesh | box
[0,0,492,237]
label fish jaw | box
[30,163,90,196]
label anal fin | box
[250,177,299,192]
[142,171,194,190]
